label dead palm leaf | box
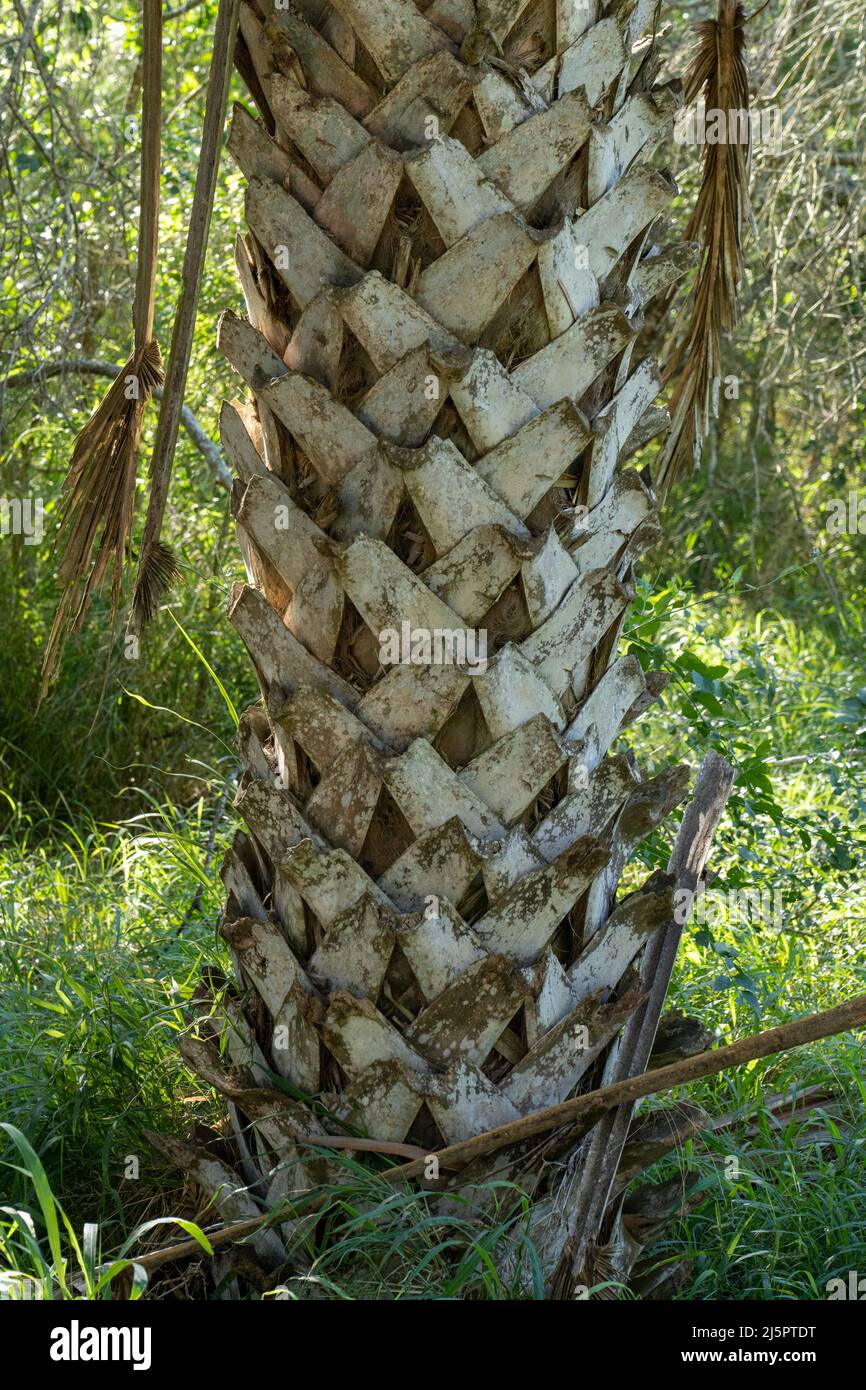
[39,0,163,703]
[657,0,752,494]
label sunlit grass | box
[0,795,229,1237]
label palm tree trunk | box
[158,0,732,1298]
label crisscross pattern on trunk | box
[161,0,716,1296]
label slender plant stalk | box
[134,0,162,352]
[129,0,241,634]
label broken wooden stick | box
[129,0,241,633]
[128,996,865,1278]
[129,1005,863,1280]
[380,991,866,1183]
[551,748,734,1293]
[125,1134,425,1276]
[119,1214,272,1278]
[133,0,162,357]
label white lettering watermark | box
[0,496,43,545]
[825,491,866,534]
[826,1271,866,1300]
[378,622,488,675]
[674,101,783,150]
[675,886,783,930]
[49,1320,152,1370]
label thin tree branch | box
[123,1132,424,1275]
[133,0,162,354]
[2,358,231,489]
[124,991,866,1280]
[0,0,41,145]
[115,1214,281,1278]
[129,0,240,632]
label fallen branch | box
[125,1135,426,1275]
[124,1215,272,1276]
[3,358,230,489]
[379,991,866,1183]
[551,747,734,1293]
[128,1003,864,1277]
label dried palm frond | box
[38,339,164,702]
[657,0,751,494]
[39,0,163,703]
[130,538,182,628]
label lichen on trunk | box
[158,0,734,1299]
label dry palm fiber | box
[128,0,241,634]
[657,0,751,494]
[39,0,163,703]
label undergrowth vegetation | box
[2,586,864,1300]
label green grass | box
[0,1119,542,1301]
[660,1046,866,1300]
[623,591,866,1299]
[0,1122,215,1301]
[265,1164,544,1301]
[0,793,228,1238]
